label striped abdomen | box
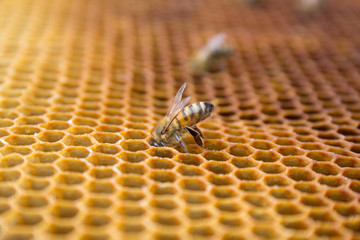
[177,102,214,127]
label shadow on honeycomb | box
[0,0,359,239]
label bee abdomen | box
[180,101,214,126]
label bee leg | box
[185,126,203,147]
[193,125,204,138]
[174,132,188,153]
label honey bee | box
[190,33,233,76]
[149,83,214,152]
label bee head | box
[149,119,168,147]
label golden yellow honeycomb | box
[0,0,359,239]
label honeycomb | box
[0,0,359,239]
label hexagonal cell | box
[118,162,146,175]
[250,140,276,150]
[280,156,310,167]
[174,155,204,166]
[230,157,258,168]
[117,203,145,216]
[33,142,64,152]
[11,126,40,135]
[259,163,285,174]
[311,162,340,176]
[234,169,262,181]
[225,136,248,144]
[215,200,241,212]
[11,212,43,226]
[202,151,229,161]
[277,146,305,156]
[61,147,90,158]
[57,159,89,173]
[73,117,98,127]
[294,183,319,194]
[83,213,111,226]
[62,135,93,146]
[309,209,334,222]
[41,121,70,130]
[275,203,302,215]
[248,208,273,221]
[252,225,278,239]
[204,162,233,175]
[150,184,176,196]
[149,170,176,183]
[211,187,237,199]
[119,151,147,163]
[239,182,266,192]
[121,130,147,140]
[93,132,121,144]
[282,219,308,230]
[0,169,21,182]
[264,176,290,187]
[0,154,24,168]
[315,227,341,238]
[300,195,328,207]
[47,224,74,235]
[300,143,324,150]
[207,174,233,186]
[86,197,112,209]
[96,125,123,133]
[5,135,36,146]
[0,185,16,198]
[273,138,298,146]
[87,154,118,166]
[287,168,315,181]
[117,175,146,188]
[52,186,83,201]
[318,176,345,187]
[24,164,56,177]
[152,213,181,226]
[334,203,360,217]
[270,188,296,200]
[343,168,360,180]
[350,181,360,193]
[252,150,280,162]
[47,113,72,121]
[227,144,254,157]
[243,194,270,207]
[185,207,211,220]
[87,181,115,194]
[17,194,48,208]
[306,151,333,162]
[325,189,354,202]
[202,140,227,151]
[56,173,85,186]
[0,110,18,120]
[120,140,148,152]
[118,189,145,201]
[202,131,224,140]
[146,158,174,170]
[0,119,14,128]
[147,148,176,158]
[20,177,49,190]
[179,178,206,191]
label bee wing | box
[161,91,191,134]
[205,33,227,53]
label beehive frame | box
[0,0,359,239]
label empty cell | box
[234,169,262,180]
[334,203,360,217]
[41,121,70,130]
[121,130,148,140]
[93,132,121,144]
[16,194,48,208]
[83,213,110,226]
[230,157,258,168]
[0,154,24,167]
[203,131,223,139]
[277,146,304,156]
[252,150,280,162]
[325,189,354,203]
[306,151,333,162]
[239,182,266,192]
[118,223,145,233]
[62,147,90,158]
[150,184,176,196]
[204,162,233,174]
[227,144,254,157]
[350,181,360,193]
[73,117,98,127]
[11,126,40,135]
[264,176,290,186]
[343,168,360,180]
[96,125,123,133]
[63,135,93,146]
[117,175,146,188]
[281,156,309,167]
[178,165,205,176]
[118,162,146,175]
[180,179,206,191]
[207,174,233,186]
[152,214,181,226]
[53,187,83,201]
[315,227,340,237]
[150,171,176,183]
[0,185,16,198]
[259,163,285,174]
[33,142,64,152]
[188,226,214,236]
[318,176,345,187]
[147,148,175,158]
[47,224,74,235]
[87,181,115,194]
[87,154,118,166]
[20,178,49,190]
[57,159,88,173]
[174,155,204,166]
[287,168,315,181]
[250,140,276,150]
[311,162,340,176]
[300,143,324,150]
[0,119,14,128]
[27,152,59,164]
[211,187,237,199]
[118,189,145,201]
[276,203,302,215]
[203,151,230,161]
[86,197,112,209]
[282,219,308,230]
[117,204,145,216]
[120,140,148,152]
[5,135,36,146]
[25,164,56,177]
[253,225,278,239]
[12,212,43,226]
[309,210,334,222]
[243,194,270,207]
[270,188,296,200]
[91,144,120,154]
[119,151,147,163]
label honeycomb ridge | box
[0,0,359,239]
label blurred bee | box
[190,33,233,76]
[149,83,214,152]
[298,0,325,15]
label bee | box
[298,0,325,15]
[190,33,233,76]
[149,83,214,152]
